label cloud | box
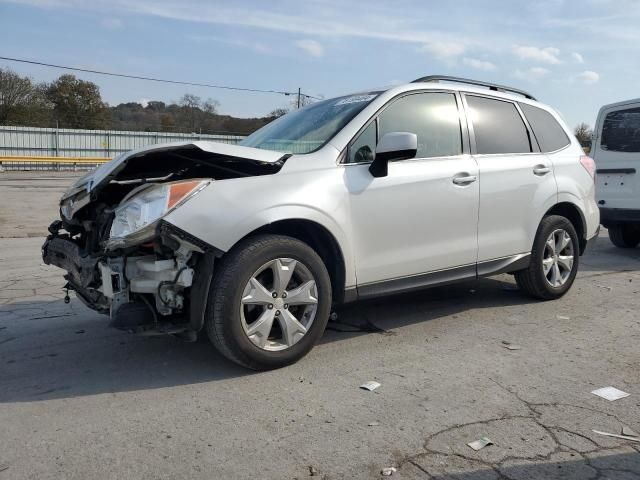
[577,70,600,84]
[100,17,123,29]
[514,67,551,81]
[512,45,562,64]
[420,41,465,59]
[462,57,496,71]
[138,97,149,107]
[295,39,324,58]
[189,34,272,54]
[571,52,585,63]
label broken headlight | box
[107,179,209,248]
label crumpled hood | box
[62,140,287,201]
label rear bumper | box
[599,207,640,227]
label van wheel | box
[205,234,332,370]
[515,215,579,300]
[608,224,640,248]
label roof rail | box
[411,75,537,101]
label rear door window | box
[466,95,532,154]
[519,103,570,152]
[601,107,640,153]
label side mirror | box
[369,132,418,178]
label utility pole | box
[297,87,301,109]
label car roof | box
[596,98,640,114]
[382,81,550,110]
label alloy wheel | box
[542,229,575,287]
[240,258,318,351]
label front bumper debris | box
[42,220,207,334]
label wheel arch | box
[544,202,588,254]
[232,219,348,304]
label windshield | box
[240,93,380,154]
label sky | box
[1,0,639,128]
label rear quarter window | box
[519,103,570,152]
[600,107,640,153]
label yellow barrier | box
[0,156,111,164]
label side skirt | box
[347,253,531,303]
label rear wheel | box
[206,234,332,370]
[608,223,640,248]
[515,215,579,300]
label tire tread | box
[206,234,330,370]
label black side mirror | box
[369,132,418,178]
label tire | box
[515,215,580,300]
[608,223,640,248]
[205,234,332,370]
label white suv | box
[43,76,600,369]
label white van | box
[593,99,640,248]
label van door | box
[593,102,640,211]
[463,94,558,265]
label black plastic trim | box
[476,254,531,276]
[351,253,532,301]
[599,207,640,226]
[357,264,476,299]
[596,168,636,174]
[158,220,223,255]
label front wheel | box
[206,234,332,370]
[515,215,579,300]
[608,223,640,248]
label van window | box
[601,107,640,153]
[519,103,570,152]
[466,96,532,154]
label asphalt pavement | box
[0,172,639,479]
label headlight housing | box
[107,179,209,249]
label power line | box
[0,55,321,100]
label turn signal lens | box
[168,180,204,209]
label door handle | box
[533,165,551,176]
[452,174,477,185]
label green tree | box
[46,74,109,129]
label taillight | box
[580,155,596,181]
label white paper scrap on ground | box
[592,430,640,443]
[381,467,397,476]
[467,436,493,451]
[360,381,381,391]
[591,387,630,401]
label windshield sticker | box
[334,94,376,106]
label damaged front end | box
[42,141,287,337]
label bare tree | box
[180,94,201,131]
[289,93,314,110]
[574,123,593,147]
[0,68,38,124]
[268,107,289,118]
[202,98,220,115]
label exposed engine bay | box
[42,142,288,337]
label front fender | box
[163,178,356,287]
